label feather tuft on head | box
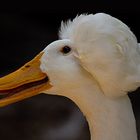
[59,13,140,98]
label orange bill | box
[0,52,52,107]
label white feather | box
[40,13,139,140]
[59,13,140,98]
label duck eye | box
[61,46,71,54]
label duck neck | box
[65,82,137,140]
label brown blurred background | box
[0,1,140,140]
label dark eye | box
[61,46,71,54]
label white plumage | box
[59,13,140,98]
[40,13,139,140]
[0,13,139,140]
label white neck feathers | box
[64,81,137,140]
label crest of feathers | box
[59,13,140,97]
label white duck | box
[0,13,140,140]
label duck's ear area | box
[115,43,125,56]
[75,39,140,98]
[0,52,52,107]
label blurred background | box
[0,1,140,140]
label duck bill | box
[0,52,52,107]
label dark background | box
[0,1,140,140]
